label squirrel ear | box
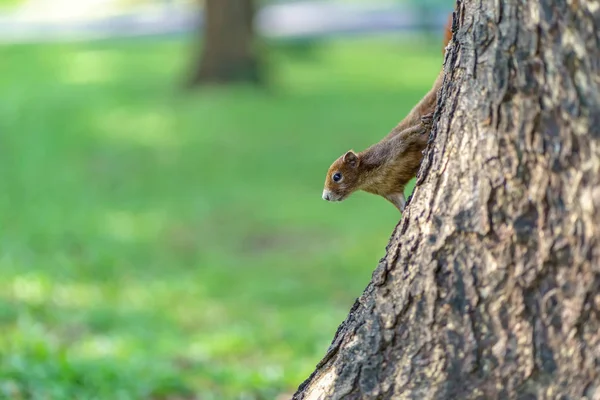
[343,150,359,167]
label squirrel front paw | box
[420,112,434,127]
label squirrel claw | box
[420,112,434,127]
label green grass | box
[0,36,442,399]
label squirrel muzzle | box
[322,189,344,202]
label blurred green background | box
[0,0,448,398]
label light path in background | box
[0,0,451,43]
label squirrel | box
[321,17,452,212]
[321,114,434,211]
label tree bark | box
[188,0,261,86]
[294,0,600,398]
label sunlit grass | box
[0,36,443,399]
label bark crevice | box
[293,0,600,398]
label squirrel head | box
[322,150,361,202]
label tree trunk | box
[188,0,260,86]
[294,0,600,398]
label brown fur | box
[444,13,453,54]
[384,67,444,139]
[321,18,452,211]
[382,17,451,138]
[322,116,432,210]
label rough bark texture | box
[188,0,260,86]
[294,0,600,398]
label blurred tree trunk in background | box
[293,0,600,398]
[188,0,261,86]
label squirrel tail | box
[443,13,453,52]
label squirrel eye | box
[332,172,342,182]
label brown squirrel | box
[321,18,452,212]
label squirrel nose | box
[322,190,331,201]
